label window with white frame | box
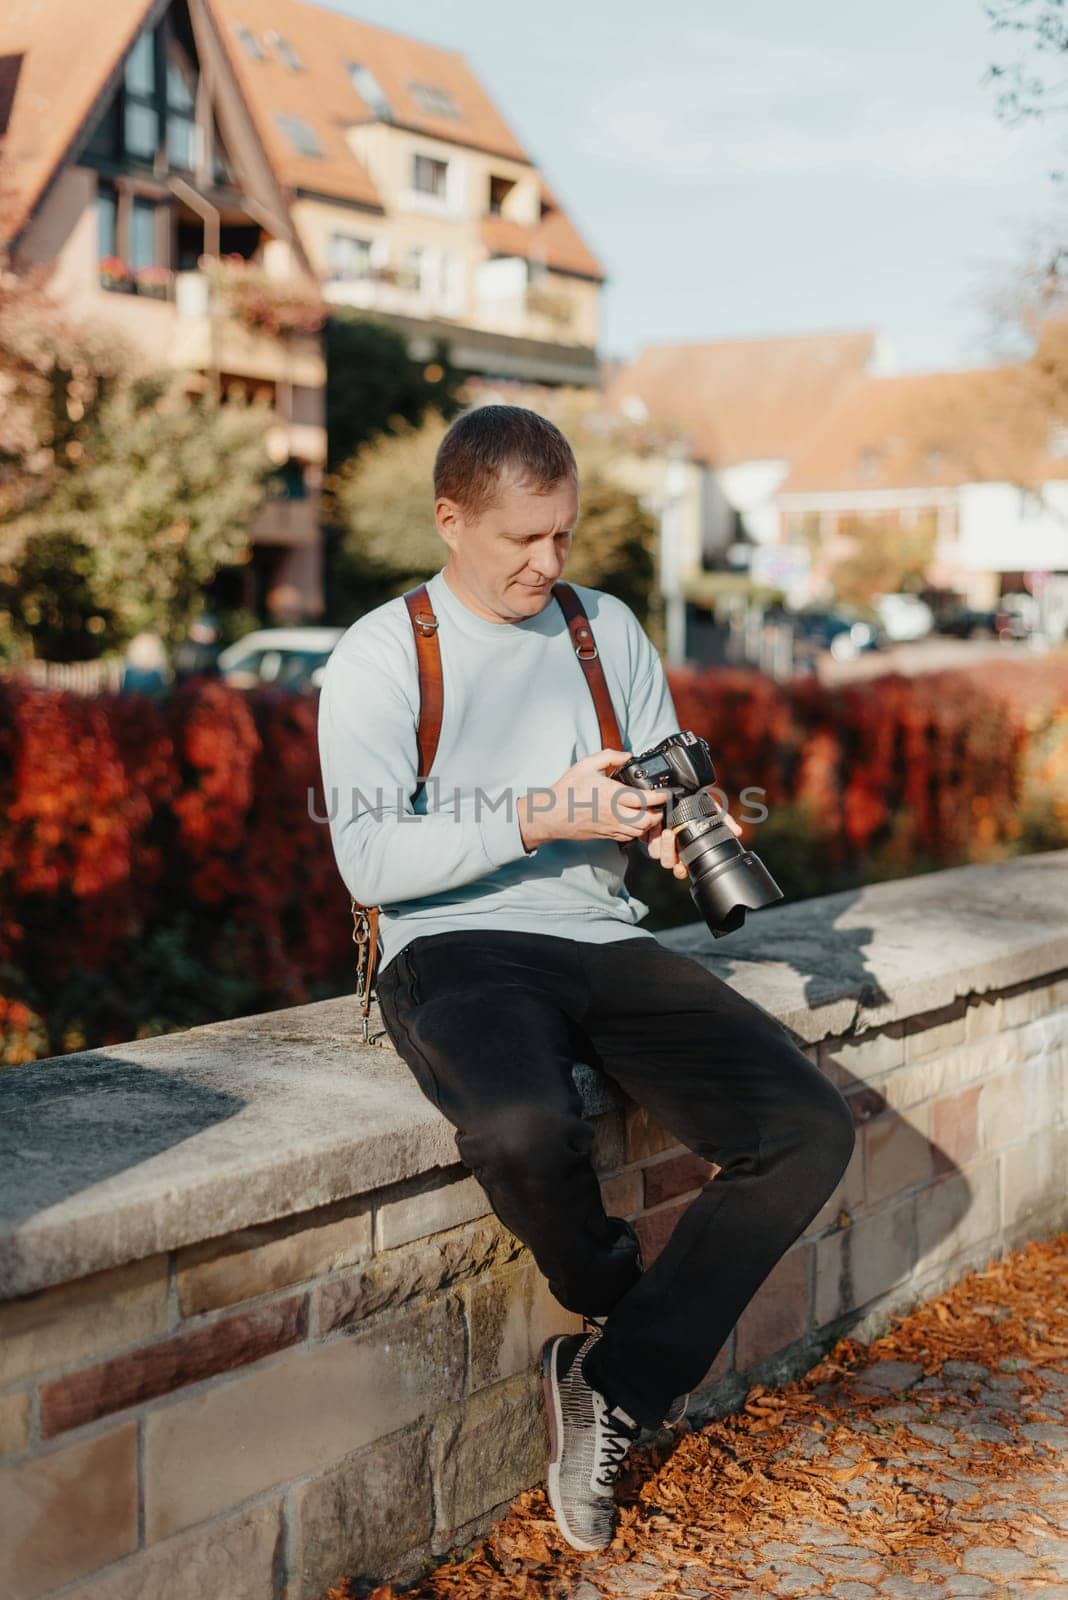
[441,252,466,315]
[327,232,373,280]
[411,153,448,198]
[405,246,426,293]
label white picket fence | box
[5,657,125,694]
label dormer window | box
[275,113,322,158]
[265,31,303,71]
[409,82,460,120]
[233,25,265,61]
[348,62,392,121]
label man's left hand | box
[645,807,743,878]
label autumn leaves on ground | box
[326,1234,1068,1600]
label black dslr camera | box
[614,731,783,938]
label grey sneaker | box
[581,1314,689,1430]
[541,1331,641,1551]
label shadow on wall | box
[0,1058,245,1227]
[661,885,893,1019]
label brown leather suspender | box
[404,586,445,805]
[349,579,624,1039]
[551,580,624,751]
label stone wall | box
[2,852,1067,1600]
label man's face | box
[435,468,579,623]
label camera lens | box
[618,730,783,938]
[676,815,783,938]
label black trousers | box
[376,929,855,1431]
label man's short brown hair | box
[434,404,578,519]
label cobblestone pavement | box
[334,1236,1068,1600]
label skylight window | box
[233,24,265,61]
[409,82,461,120]
[274,113,322,158]
[347,61,392,121]
[265,30,303,71]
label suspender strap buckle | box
[573,625,598,661]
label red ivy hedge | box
[1,655,1066,1063]
[0,679,349,1062]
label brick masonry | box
[1,970,1066,1599]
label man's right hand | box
[517,749,671,852]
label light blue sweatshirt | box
[316,566,682,977]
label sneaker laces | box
[591,1390,640,1493]
[582,1315,687,1430]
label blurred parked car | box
[791,606,884,663]
[874,592,934,642]
[935,604,999,639]
[216,627,344,692]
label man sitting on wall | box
[317,405,855,1552]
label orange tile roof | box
[211,0,602,277]
[534,178,603,281]
[1,0,152,239]
[606,330,878,467]
[778,364,1067,493]
[481,182,603,282]
[212,0,528,180]
[2,0,603,284]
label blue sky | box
[330,0,1066,373]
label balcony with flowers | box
[168,256,327,390]
[98,257,176,300]
[203,254,327,339]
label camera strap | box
[348,579,623,1039]
[551,580,624,750]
